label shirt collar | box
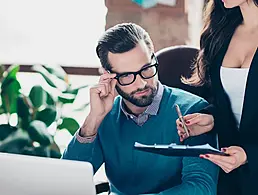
[120,81,164,118]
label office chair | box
[96,181,110,194]
[156,45,211,101]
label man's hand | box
[176,113,214,142]
[89,71,117,118]
[200,146,247,173]
[80,71,117,137]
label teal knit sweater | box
[62,86,218,195]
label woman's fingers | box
[183,113,200,121]
[185,114,202,125]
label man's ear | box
[98,67,104,74]
[99,67,109,74]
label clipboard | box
[134,142,229,157]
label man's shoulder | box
[162,85,208,114]
[163,85,206,103]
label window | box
[0,0,106,151]
[0,0,107,67]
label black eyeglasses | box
[110,54,158,86]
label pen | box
[175,104,190,137]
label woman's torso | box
[210,24,258,195]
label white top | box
[220,66,249,128]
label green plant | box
[0,64,89,158]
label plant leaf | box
[58,93,76,104]
[50,141,61,158]
[27,120,53,146]
[57,117,80,135]
[73,102,90,111]
[29,85,47,108]
[0,124,17,141]
[0,129,31,153]
[46,91,55,105]
[32,65,58,88]
[22,146,51,157]
[50,149,61,158]
[64,84,89,95]
[0,106,5,114]
[17,94,32,129]
[36,106,57,127]
[2,64,20,83]
[43,65,67,82]
[1,79,21,113]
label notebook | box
[134,142,229,157]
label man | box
[62,23,218,195]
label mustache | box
[131,85,152,95]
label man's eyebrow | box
[141,60,153,69]
[112,58,153,74]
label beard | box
[116,84,158,107]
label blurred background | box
[0,0,206,184]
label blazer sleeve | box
[242,144,258,174]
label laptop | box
[0,152,96,195]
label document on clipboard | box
[134,142,229,157]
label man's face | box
[108,42,158,107]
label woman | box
[176,0,258,195]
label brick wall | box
[105,0,188,52]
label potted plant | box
[0,64,89,158]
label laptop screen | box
[0,152,96,195]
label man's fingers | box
[99,84,108,98]
[110,79,117,96]
[91,84,108,98]
[99,73,116,82]
[99,75,117,97]
[99,81,110,95]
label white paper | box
[134,142,220,152]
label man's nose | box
[134,74,147,87]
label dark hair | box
[183,0,258,86]
[96,23,154,70]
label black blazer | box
[207,37,258,195]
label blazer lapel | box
[239,48,258,132]
[212,38,236,120]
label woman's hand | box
[200,146,247,173]
[176,113,214,142]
